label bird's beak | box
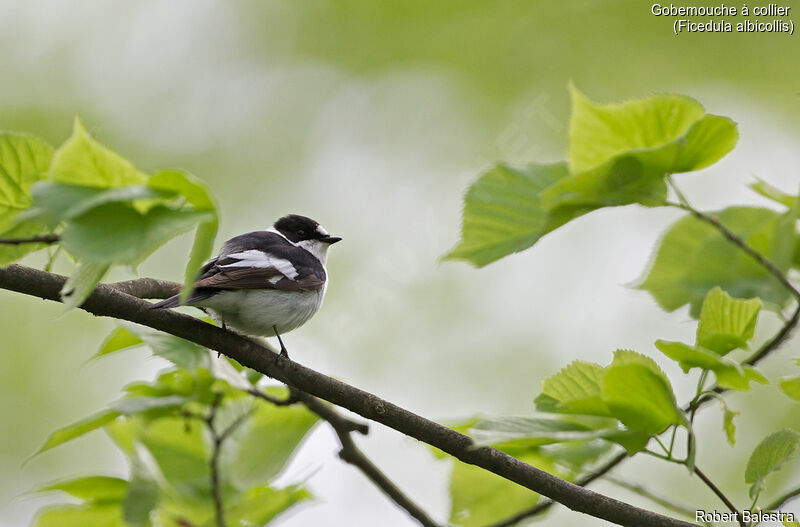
[321,236,342,244]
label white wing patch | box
[220,250,299,279]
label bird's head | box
[274,214,341,262]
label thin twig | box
[0,234,60,245]
[694,467,744,527]
[205,394,227,527]
[253,386,440,527]
[761,485,800,514]
[608,477,708,524]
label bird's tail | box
[149,294,181,309]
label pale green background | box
[1,2,799,526]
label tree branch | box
[0,264,694,527]
[0,234,60,245]
[109,277,182,299]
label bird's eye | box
[297,229,306,236]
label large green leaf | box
[600,350,683,435]
[449,451,556,527]
[534,361,611,417]
[0,133,54,263]
[61,203,212,265]
[31,409,120,458]
[149,169,219,302]
[639,207,797,317]
[696,287,761,355]
[540,153,669,211]
[567,84,736,174]
[49,118,147,188]
[224,391,318,490]
[444,162,591,266]
[745,429,800,499]
[542,87,737,212]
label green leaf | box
[97,323,210,369]
[639,207,796,317]
[723,406,739,446]
[31,409,120,458]
[655,340,732,372]
[149,169,219,303]
[225,485,311,527]
[534,361,612,417]
[33,503,127,527]
[123,461,159,527]
[445,162,597,266]
[0,133,54,263]
[779,376,800,401]
[567,84,735,174]
[60,261,110,309]
[714,365,768,392]
[36,476,128,503]
[23,182,172,229]
[696,287,762,355]
[568,85,700,173]
[449,451,554,526]
[49,118,147,188]
[745,429,800,500]
[0,132,53,223]
[140,417,210,495]
[750,179,796,208]
[224,391,318,490]
[655,340,768,391]
[95,327,145,359]
[470,417,619,447]
[61,202,212,265]
[601,351,682,435]
[540,154,669,211]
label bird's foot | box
[273,325,290,361]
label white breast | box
[197,285,327,337]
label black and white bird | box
[150,214,341,357]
